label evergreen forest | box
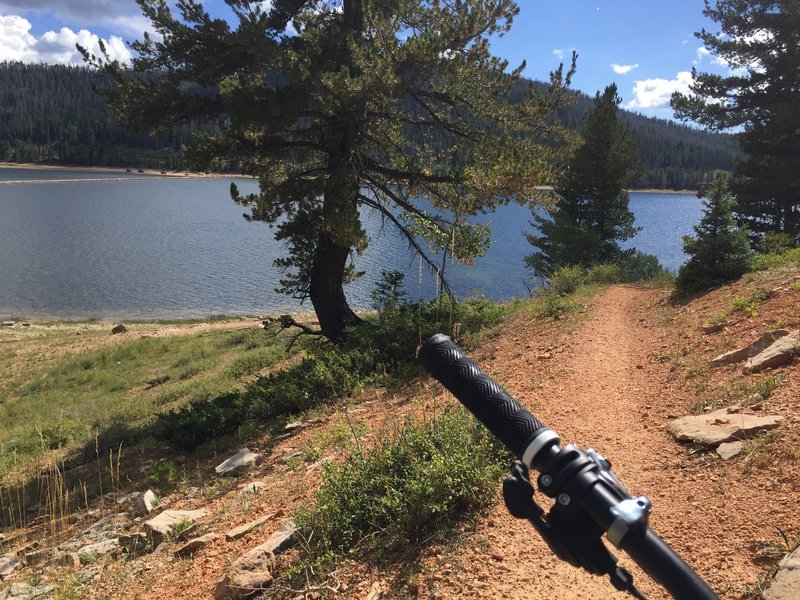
[0,61,738,189]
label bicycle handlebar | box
[418,334,718,600]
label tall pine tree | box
[83,0,574,341]
[526,83,637,276]
[672,0,800,239]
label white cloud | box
[611,63,639,75]
[627,71,693,110]
[0,0,151,35]
[693,45,710,65]
[0,15,132,65]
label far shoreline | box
[1,162,695,194]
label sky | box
[0,0,730,121]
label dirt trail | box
[434,286,748,599]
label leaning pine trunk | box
[309,230,361,343]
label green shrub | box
[675,177,754,297]
[297,408,507,556]
[155,290,507,451]
[618,251,672,283]
[755,232,797,255]
[752,247,800,271]
[586,263,622,284]
[547,265,585,295]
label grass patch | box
[294,407,507,566]
[751,247,800,271]
[0,325,294,480]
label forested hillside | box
[0,61,739,187]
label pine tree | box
[672,0,800,239]
[675,176,754,296]
[81,0,575,341]
[526,83,638,276]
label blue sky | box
[0,0,727,120]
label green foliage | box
[370,270,407,318]
[756,232,798,255]
[297,408,507,557]
[86,1,576,340]
[672,0,800,238]
[547,265,585,296]
[751,246,800,271]
[156,293,506,451]
[145,460,179,490]
[527,83,639,276]
[674,177,754,297]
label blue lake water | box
[0,168,702,320]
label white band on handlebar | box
[521,429,560,468]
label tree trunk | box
[309,229,361,343]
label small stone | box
[143,509,206,546]
[111,323,128,334]
[77,538,119,564]
[0,582,54,599]
[701,322,725,334]
[175,534,217,558]
[226,516,272,541]
[215,448,260,477]
[284,421,303,432]
[0,554,21,579]
[716,441,745,460]
[51,551,81,569]
[129,489,157,517]
[214,547,276,600]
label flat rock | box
[143,509,206,546]
[77,538,119,563]
[226,516,272,541]
[668,406,782,446]
[716,441,744,460]
[23,548,51,566]
[0,554,21,579]
[261,518,297,555]
[1,321,14,327]
[701,322,725,334]
[175,533,217,558]
[763,546,800,600]
[744,331,800,373]
[129,489,157,517]
[50,550,81,569]
[0,583,54,599]
[215,448,259,477]
[710,329,790,366]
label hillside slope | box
[0,269,798,599]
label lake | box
[0,167,702,320]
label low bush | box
[547,265,585,295]
[155,293,507,451]
[297,408,507,557]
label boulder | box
[668,406,782,446]
[129,489,157,517]
[51,550,81,569]
[0,554,21,579]
[23,548,51,566]
[763,546,800,600]
[710,329,790,366]
[744,331,800,373]
[175,533,217,558]
[215,448,259,477]
[143,509,206,546]
[1,321,14,327]
[0,583,54,599]
[716,441,744,460]
[111,323,128,334]
[261,518,297,555]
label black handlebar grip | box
[418,334,550,459]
